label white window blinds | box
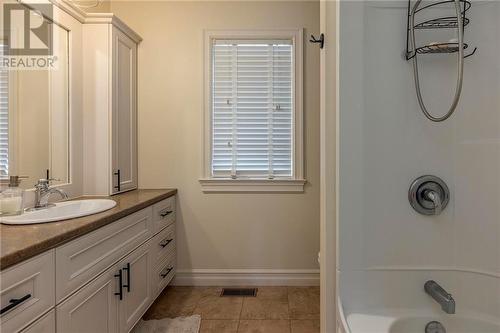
[0,44,8,178]
[212,40,293,179]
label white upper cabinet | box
[82,16,142,196]
[112,28,138,194]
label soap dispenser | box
[0,176,27,216]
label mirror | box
[1,13,70,189]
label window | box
[212,40,293,178]
[0,43,8,179]
[201,30,305,192]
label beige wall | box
[109,1,320,271]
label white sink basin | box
[0,199,117,225]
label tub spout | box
[424,280,455,314]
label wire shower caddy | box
[405,0,477,60]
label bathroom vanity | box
[0,1,176,332]
[0,189,177,333]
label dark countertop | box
[0,189,177,270]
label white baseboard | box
[172,269,320,286]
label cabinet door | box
[111,27,138,194]
[21,310,55,333]
[56,266,120,333]
[119,242,153,333]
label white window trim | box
[200,29,305,193]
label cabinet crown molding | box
[84,13,143,43]
[20,0,142,43]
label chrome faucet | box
[29,179,68,210]
[424,280,455,314]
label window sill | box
[199,178,306,193]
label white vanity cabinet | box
[56,263,120,333]
[21,310,56,333]
[55,207,153,302]
[0,195,177,333]
[57,239,154,333]
[83,16,142,196]
[117,240,153,333]
[0,252,55,333]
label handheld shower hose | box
[409,0,464,122]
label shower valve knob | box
[409,175,450,216]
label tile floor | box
[143,286,320,333]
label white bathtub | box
[337,269,500,333]
[342,309,500,333]
[389,315,500,333]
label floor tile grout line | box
[287,286,292,333]
[236,296,244,332]
[191,287,205,319]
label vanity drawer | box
[152,254,175,298]
[152,196,175,233]
[0,251,55,333]
[151,223,175,266]
[56,207,153,302]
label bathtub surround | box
[105,1,321,285]
[338,0,500,330]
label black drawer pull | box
[159,238,173,248]
[160,210,173,218]
[0,294,31,315]
[122,263,131,293]
[114,170,121,192]
[160,267,174,279]
[114,269,123,300]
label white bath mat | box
[131,315,201,333]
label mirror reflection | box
[1,16,70,189]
